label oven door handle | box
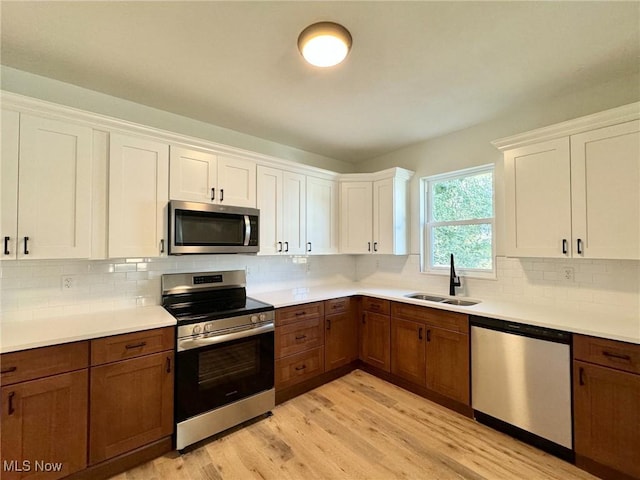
[177,322,274,352]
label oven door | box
[175,329,274,423]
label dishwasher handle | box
[470,315,571,344]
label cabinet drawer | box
[91,327,175,366]
[574,334,640,375]
[275,347,324,389]
[276,302,324,327]
[276,317,324,359]
[325,297,351,315]
[1,341,89,386]
[391,302,468,334]
[362,297,390,315]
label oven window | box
[198,340,259,389]
[175,209,245,246]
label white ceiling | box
[1,1,639,163]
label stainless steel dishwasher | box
[470,315,573,461]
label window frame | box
[420,164,496,279]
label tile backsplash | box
[0,255,356,321]
[1,253,638,321]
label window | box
[421,164,494,277]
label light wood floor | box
[110,370,598,480]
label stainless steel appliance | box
[168,200,259,255]
[470,315,573,461]
[162,270,275,450]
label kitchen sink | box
[404,293,480,306]
[405,293,446,302]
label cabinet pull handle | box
[579,367,585,386]
[418,327,423,340]
[295,311,306,316]
[160,239,165,254]
[307,242,312,253]
[284,241,289,253]
[166,357,172,373]
[602,351,632,361]
[3,236,9,255]
[295,365,306,371]
[1,366,17,374]
[295,335,307,340]
[368,242,371,252]
[211,188,215,201]
[8,392,15,415]
[125,341,147,350]
[562,239,568,255]
[426,329,431,342]
[326,319,331,330]
[373,242,378,252]
[220,189,224,202]
[277,241,283,252]
[23,236,29,255]
[577,238,583,255]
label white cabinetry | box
[497,104,640,260]
[109,133,169,258]
[1,112,92,260]
[256,166,306,255]
[169,147,256,207]
[306,175,339,254]
[340,168,412,255]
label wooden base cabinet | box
[0,341,89,480]
[425,326,469,404]
[391,317,426,386]
[325,298,358,372]
[573,335,640,479]
[360,298,391,372]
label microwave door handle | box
[244,215,251,246]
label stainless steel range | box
[162,270,275,451]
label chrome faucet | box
[449,254,461,296]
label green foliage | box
[428,170,493,270]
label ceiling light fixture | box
[298,22,352,68]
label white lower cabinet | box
[109,133,169,258]
[1,111,93,260]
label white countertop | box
[250,283,640,345]
[1,306,176,354]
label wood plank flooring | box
[109,370,598,480]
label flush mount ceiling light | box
[298,22,352,67]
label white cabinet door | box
[169,146,216,203]
[282,171,306,255]
[373,178,395,254]
[571,120,640,259]
[306,176,339,255]
[340,181,373,254]
[1,109,19,260]
[216,155,256,207]
[109,134,169,258]
[257,166,283,255]
[504,138,572,257]
[17,115,92,259]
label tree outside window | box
[422,165,494,275]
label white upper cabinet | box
[170,147,256,207]
[340,168,412,255]
[496,103,640,260]
[504,138,572,257]
[109,133,169,258]
[340,181,373,254]
[306,175,339,255]
[1,113,93,260]
[256,166,306,255]
[570,120,639,259]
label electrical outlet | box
[61,275,75,289]
[562,267,574,282]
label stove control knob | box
[204,323,214,333]
[192,325,202,335]
[259,313,267,322]
[250,315,258,324]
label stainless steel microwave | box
[168,201,259,255]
